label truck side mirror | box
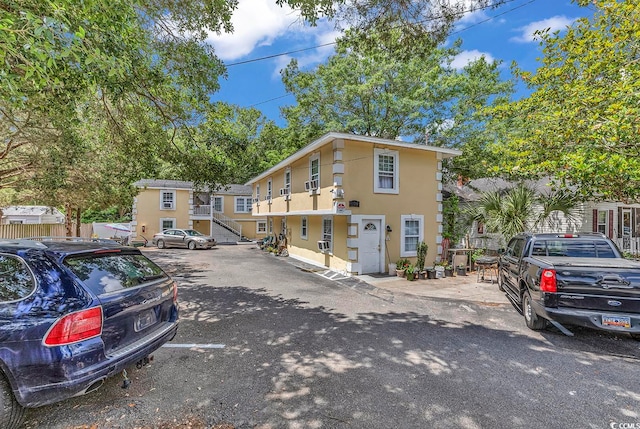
[498,248,505,254]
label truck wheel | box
[523,292,546,331]
[0,374,24,429]
[156,239,165,249]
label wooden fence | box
[0,223,93,239]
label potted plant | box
[416,241,428,278]
[405,264,417,281]
[426,267,436,279]
[444,265,454,277]
[456,264,467,276]
[395,258,409,277]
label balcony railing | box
[193,205,212,216]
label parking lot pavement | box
[356,272,510,305]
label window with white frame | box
[160,190,176,210]
[301,216,308,239]
[212,196,223,212]
[160,218,176,231]
[266,179,272,202]
[322,217,333,252]
[284,169,291,193]
[257,221,267,234]
[235,197,252,213]
[400,215,424,257]
[255,184,260,202]
[309,154,320,189]
[597,210,608,235]
[374,148,399,194]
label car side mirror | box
[498,248,505,254]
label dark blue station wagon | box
[0,239,179,428]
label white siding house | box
[1,206,66,225]
[447,178,640,254]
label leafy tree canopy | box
[1,0,509,216]
[281,29,513,179]
[489,0,640,202]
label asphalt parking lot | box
[22,244,640,429]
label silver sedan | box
[152,229,216,250]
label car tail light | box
[44,307,103,346]
[540,269,557,292]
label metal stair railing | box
[212,211,243,239]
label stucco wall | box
[133,188,191,238]
[340,139,440,267]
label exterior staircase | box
[210,212,251,244]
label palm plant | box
[466,184,579,245]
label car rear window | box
[532,240,617,258]
[0,254,35,302]
[64,253,168,295]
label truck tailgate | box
[540,257,640,313]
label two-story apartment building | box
[132,179,262,243]
[246,132,461,275]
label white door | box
[361,219,382,274]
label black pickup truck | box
[498,232,640,336]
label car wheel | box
[497,271,505,292]
[156,239,165,249]
[0,374,24,429]
[188,241,197,250]
[523,292,546,331]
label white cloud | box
[206,0,340,79]
[451,50,495,70]
[206,0,303,61]
[510,15,576,43]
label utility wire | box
[241,0,538,109]
[225,0,525,67]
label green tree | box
[1,0,509,213]
[281,32,512,148]
[490,0,640,202]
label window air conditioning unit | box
[333,188,344,199]
[162,202,173,209]
[264,194,272,201]
[252,198,259,203]
[279,188,290,196]
[317,240,330,251]
[305,180,319,191]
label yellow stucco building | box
[132,180,262,243]
[246,132,461,275]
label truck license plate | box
[602,315,631,329]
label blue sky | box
[207,0,594,126]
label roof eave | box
[245,132,462,185]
